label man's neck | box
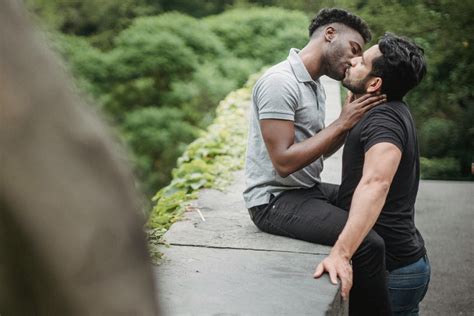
[299,41,325,81]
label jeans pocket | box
[388,272,430,313]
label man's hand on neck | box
[333,92,386,130]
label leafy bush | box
[147,72,261,231]
[128,13,228,62]
[420,157,460,179]
[122,107,199,195]
[26,0,160,48]
[419,117,460,158]
[52,34,109,98]
[204,7,309,65]
[106,29,198,114]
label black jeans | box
[249,183,392,316]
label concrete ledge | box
[155,172,347,315]
[163,171,330,255]
[153,78,347,315]
[156,246,346,315]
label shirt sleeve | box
[253,72,299,121]
[360,107,407,153]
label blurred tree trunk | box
[0,1,158,314]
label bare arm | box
[323,132,347,160]
[261,92,386,177]
[313,142,402,299]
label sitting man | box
[314,33,430,315]
[244,8,390,315]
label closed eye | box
[350,41,362,56]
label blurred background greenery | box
[25,0,473,205]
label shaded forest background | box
[26,0,473,202]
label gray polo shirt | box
[243,48,326,209]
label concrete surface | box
[154,77,347,315]
[155,170,345,315]
[416,181,474,315]
[156,246,345,316]
[162,172,330,255]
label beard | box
[342,74,371,94]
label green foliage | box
[204,7,309,65]
[420,157,460,180]
[130,13,227,61]
[105,23,199,116]
[167,70,234,126]
[419,117,460,158]
[147,73,260,233]
[26,0,160,48]
[52,34,109,98]
[157,0,234,17]
[93,13,258,125]
[122,107,199,195]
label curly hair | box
[309,8,371,43]
[370,33,427,100]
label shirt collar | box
[287,48,316,83]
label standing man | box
[244,8,390,315]
[315,33,430,315]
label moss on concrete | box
[146,72,263,257]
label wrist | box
[331,240,352,260]
[332,118,351,132]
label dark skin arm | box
[323,129,347,160]
[261,92,386,177]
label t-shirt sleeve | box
[253,73,298,121]
[360,108,406,153]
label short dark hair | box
[370,33,427,100]
[308,8,371,43]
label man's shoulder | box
[258,60,297,84]
[254,63,299,98]
[363,101,410,121]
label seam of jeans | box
[388,283,427,290]
[263,210,299,239]
[264,219,298,238]
[265,205,308,239]
[389,271,430,278]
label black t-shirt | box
[337,101,426,271]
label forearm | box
[313,142,400,300]
[263,93,387,178]
[323,131,347,160]
[273,119,348,177]
[332,179,390,259]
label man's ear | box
[324,26,336,42]
[367,77,382,93]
